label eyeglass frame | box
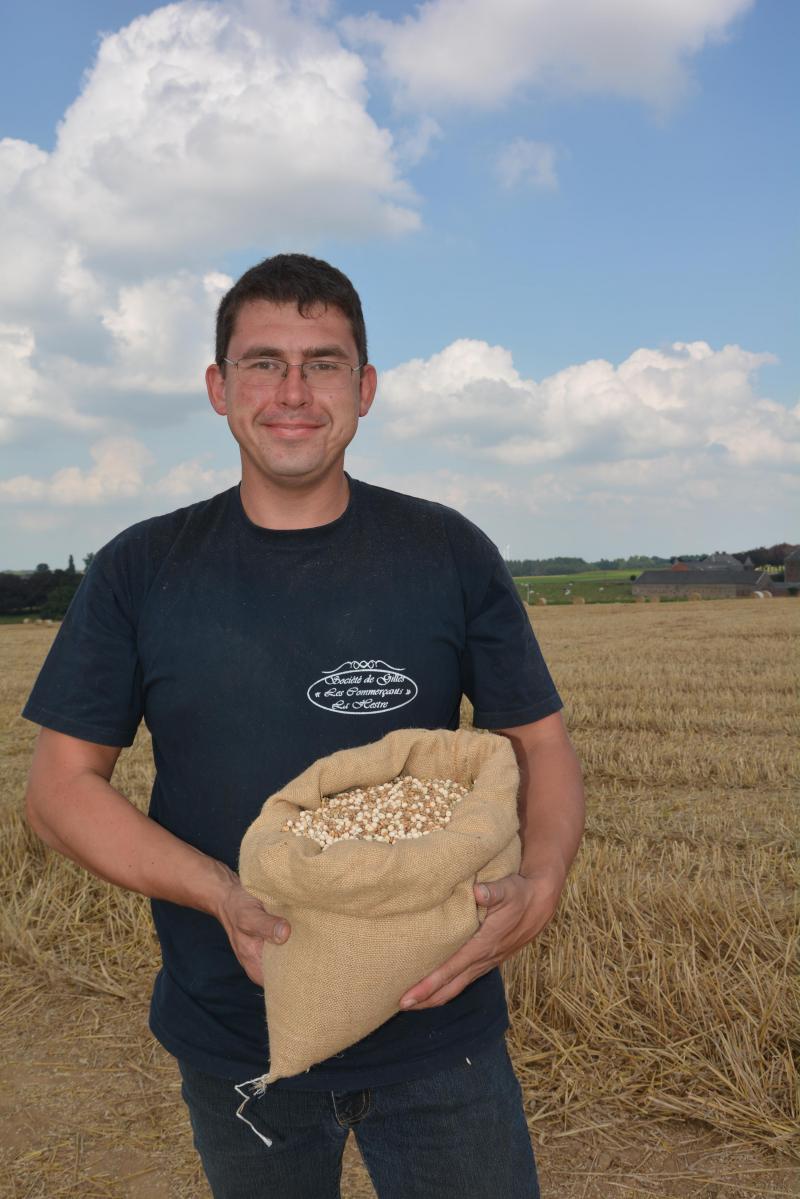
[222,355,363,387]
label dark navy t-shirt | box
[23,479,562,1087]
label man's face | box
[206,299,376,492]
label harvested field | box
[1,601,798,1198]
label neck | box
[239,467,351,531]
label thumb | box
[236,896,290,943]
[474,880,502,906]
[260,911,291,944]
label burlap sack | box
[238,726,521,1086]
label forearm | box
[499,716,585,883]
[26,768,235,918]
[518,739,584,880]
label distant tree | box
[25,570,56,608]
[66,553,76,576]
[0,573,31,615]
[41,585,75,620]
[733,543,796,567]
[35,563,50,573]
[42,573,82,619]
[83,552,95,570]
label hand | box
[214,870,290,986]
[398,868,563,1011]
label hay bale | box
[536,597,548,606]
[571,596,586,605]
[688,592,702,602]
[634,596,647,604]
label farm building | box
[633,566,774,599]
[634,548,799,598]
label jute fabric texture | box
[238,727,521,1086]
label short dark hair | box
[215,253,368,368]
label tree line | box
[729,543,796,567]
[506,543,796,577]
[505,554,671,576]
[0,553,93,619]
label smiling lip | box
[264,421,324,437]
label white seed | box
[281,775,470,849]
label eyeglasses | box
[223,356,362,393]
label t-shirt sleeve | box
[449,519,562,729]
[22,543,144,747]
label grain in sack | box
[238,726,521,1086]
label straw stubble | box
[1,599,797,1194]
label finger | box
[404,967,482,1010]
[474,879,505,906]
[238,911,291,943]
[242,954,265,986]
[400,940,493,1008]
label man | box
[24,253,584,1199]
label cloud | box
[0,2,426,449]
[0,439,153,505]
[377,337,798,469]
[0,438,237,506]
[1,2,417,285]
[98,270,232,395]
[343,0,755,111]
[364,467,512,514]
[494,139,558,191]
[0,268,231,445]
[154,458,240,497]
[0,324,101,444]
[394,116,444,167]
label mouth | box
[263,421,324,438]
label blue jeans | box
[178,1036,540,1198]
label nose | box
[277,363,310,407]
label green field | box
[513,568,639,605]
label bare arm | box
[399,710,584,1009]
[25,727,289,983]
[503,709,585,899]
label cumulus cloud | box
[1,1,416,286]
[494,139,558,191]
[154,458,240,497]
[0,324,100,444]
[0,1,427,449]
[0,439,152,505]
[98,270,231,395]
[377,337,798,470]
[0,439,237,506]
[343,0,755,111]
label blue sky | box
[0,0,796,567]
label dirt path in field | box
[3,987,796,1199]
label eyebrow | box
[239,344,352,361]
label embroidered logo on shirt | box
[307,660,419,715]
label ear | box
[206,363,228,415]
[358,364,378,418]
